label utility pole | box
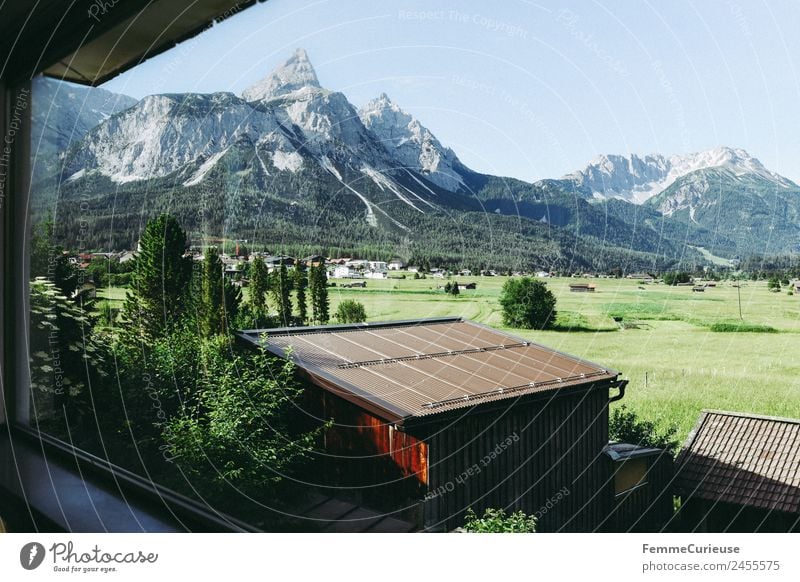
[737,281,743,320]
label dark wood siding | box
[421,385,611,532]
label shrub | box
[499,277,556,329]
[335,299,367,323]
[162,337,326,499]
[462,508,537,533]
[709,322,777,333]
[609,405,680,454]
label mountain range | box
[32,49,800,270]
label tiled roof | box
[676,410,800,514]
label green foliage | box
[30,219,80,297]
[309,264,330,324]
[271,263,293,326]
[335,299,367,323]
[198,247,241,337]
[663,271,691,286]
[462,508,537,533]
[443,281,460,296]
[609,405,680,455]
[121,214,192,342]
[767,276,781,290]
[249,256,269,315]
[499,277,557,329]
[293,263,308,323]
[29,277,107,425]
[708,321,777,333]
[162,337,326,498]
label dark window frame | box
[0,32,256,536]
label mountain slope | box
[647,167,800,254]
[31,76,137,181]
[560,146,796,204]
[39,48,731,269]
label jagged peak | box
[242,48,321,103]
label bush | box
[462,508,537,533]
[663,272,691,286]
[709,322,777,333]
[162,336,326,499]
[609,405,680,454]
[499,277,556,329]
[335,299,367,323]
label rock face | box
[31,76,137,180]
[562,146,796,204]
[359,93,467,191]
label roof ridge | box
[701,409,800,425]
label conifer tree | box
[249,256,269,316]
[293,262,308,324]
[271,262,293,326]
[121,214,192,341]
[199,246,241,337]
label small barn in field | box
[569,283,596,293]
[674,410,800,532]
[238,317,649,532]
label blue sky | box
[103,0,800,183]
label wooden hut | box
[674,410,800,532]
[238,317,629,531]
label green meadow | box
[101,274,800,441]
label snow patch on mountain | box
[563,146,796,203]
[361,165,423,212]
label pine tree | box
[249,256,269,316]
[293,263,308,324]
[199,246,241,337]
[121,214,192,342]
[271,262,292,326]
[309,264,330,324]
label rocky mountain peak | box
[241,48,320,102]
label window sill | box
[0,429,253,532]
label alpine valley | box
[32,49,800,271]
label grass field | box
[326,274,800,439]
[100,275,800,441]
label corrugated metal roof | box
[676,410,800,514]
[238,318,618,423]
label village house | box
[388,259,405,271]
[236,317,675,532]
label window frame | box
[0,38,257,536]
